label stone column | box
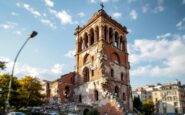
[88,33,91,47]
[99,24,104,40]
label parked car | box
[8,112,25,115]
[47,111,59,115]
[32,107,41,115]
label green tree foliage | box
[0,75,45,110]
[142,99,154,115]
[133,96,143,112]
[18,76,45,107]
[0,61,6,70]
[0,74,20,110]
[87,108,100,115]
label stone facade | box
[43,8,133,115]
[73,9,133,115]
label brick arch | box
[83,32,88,49]
[83,53,91,64]
[111,52,120,64]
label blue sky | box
[0,0,185,89]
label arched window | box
[115,86,119,97]
[63,86,70,98]
[114,32,118,47]
[79,95,82,103]
[120,36,123,50]
[90,28,94,45]
[83,54,90,64]
[109,28,113,44]
[111,52,120,64]
[122,92,126,101]
[111,69,114,78]
[83,67,90,82]
[95,26,99,42]
[84,33,88,49]
[121,72,124,81]
[94,90,99,101]
[104,25,107,42]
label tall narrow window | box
[91,70,94,77]
[83,67,90,82]
[122,93,126,101]
[104,26,107,42]
[79,95,82,103]
[121,72,124,81]
[90,29,94,45]
[95,90,99,101]
[109,28,113,44]
[111,69,114,78]
[115,86,119,97]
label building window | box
[115,86,119,97]
[121,72,123,81]
[79,95,82,103]
[92,70,94,77]
[63,86,70,98]
[95,90,99,101]
[83,67,90,82]
[122,92,126,101]
[111,69,114,78]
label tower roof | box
[75,8,128,34]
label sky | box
[0,0,185,89]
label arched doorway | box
[83,109,89,115]
[115,86,119,97]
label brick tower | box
[74,6,133,115]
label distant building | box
[152,80,185,114]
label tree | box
[87,108,100,115]
[142,99,154,115]
[18,76,45,107]
[0,61,6,70]
[0,74,20,110]
[133,96,142,112]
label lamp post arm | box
[6,37,30,112]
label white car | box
[8,112,25,115]
[48,112,59,115]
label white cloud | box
[14,31,22,35]
[183,0,185,4]
[112,12,122,19]
[0,22,17,29]
[129,9,137,20]
[154,5,165,13]
[142,4,149,13]
[156,33,171,39]
[11,12,19,16]
[65,50,75,59]
[51,64,65,74]
[77,12,85,17]
[23,3,41,17]
[40,19,56,29]
[44,0,54,7]
[90,0,109,3]
[16,2,21,7]
[176,17,185,30]
[129,34,185,78]
[56,10,72,24]
[153,0,165,13]
[0,57,65,80]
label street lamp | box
[5,31,38,113]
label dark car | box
[32,107,41,115]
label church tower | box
[74,5,133,115]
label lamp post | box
[5,31,38,113]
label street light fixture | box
[5,31,38,113]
